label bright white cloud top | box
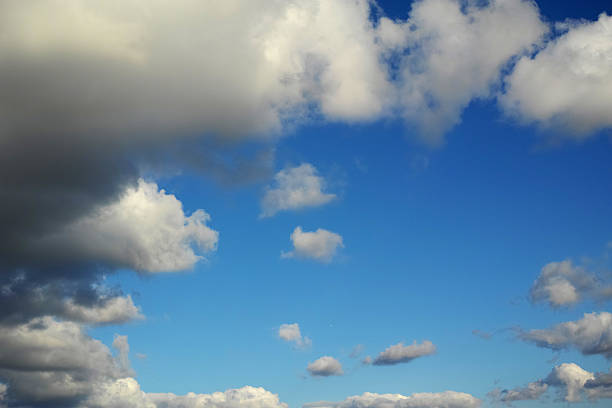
[307,356,344,377]
[33,179,219,273]
[282,227,344,262]
[501,13,612,137]
[261,164,336,218]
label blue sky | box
[0,1,611,408]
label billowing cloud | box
[370,340,436,366]
[260,164,335,218]
[0,318,289,408]
[397,0,547,143]
[278,323,311,348]
[304,391,481,408]
[0,317,129,406]
[529,260,612,307]
[282,227,343,262]
[32,179,218,273]
[518,312,612,358]
[491,362,612,403]
[501,13,612,138]
[307,356,344,377]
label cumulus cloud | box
[304,391,481,408]
[282,227,343,262]
[369,340,436,366]
[260,164,335,218]
[32,179,218,273]
[529,260,612,307]
[501,13,612,138]
[518,312,612,358]
[397,0,547,143]
[0,317,129,406]
[277,323,311,348]
[307,356,344,377]
[491,362,612,403]
[0,318,289,408]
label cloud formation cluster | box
[492,362,612,403]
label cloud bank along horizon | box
[0,0,611,406]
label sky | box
[0,0,611,407]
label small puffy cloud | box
[260,164,336,218]
[371,340,436,366]
[529,260,612,307]
[33,179,219,273]
[519,312,612,358]
[277,323,311,348]
[500,13,612,138]
[304,391,481,408]
[307,356,344,377]
[282,227,343,262]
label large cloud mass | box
[501,13,612,137]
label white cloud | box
[260,164,335,218]
[397,0,547,143]
[0,318,289,408]
[277,323,311,348]
[282,227,343,262]
[545,363,595,402]
[493,362,612,403]
[62,294,143,325]
[370,340,436,366]
[519,312,612,358]
[307,356,344,377]
[34,179,219,273]
[529,260,612,307]
[305,391,481,408]
[501,13,612,138]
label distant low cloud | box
[518,312,612,358]
[278,323,311,349]
[304,390,480,408]
[529,260,612,307]
[500,13,612,138]
[491,362,612,403]
[307,356,344,377]
[369,340,436,366]
[282,227,344,263]
[260,164,336,218]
